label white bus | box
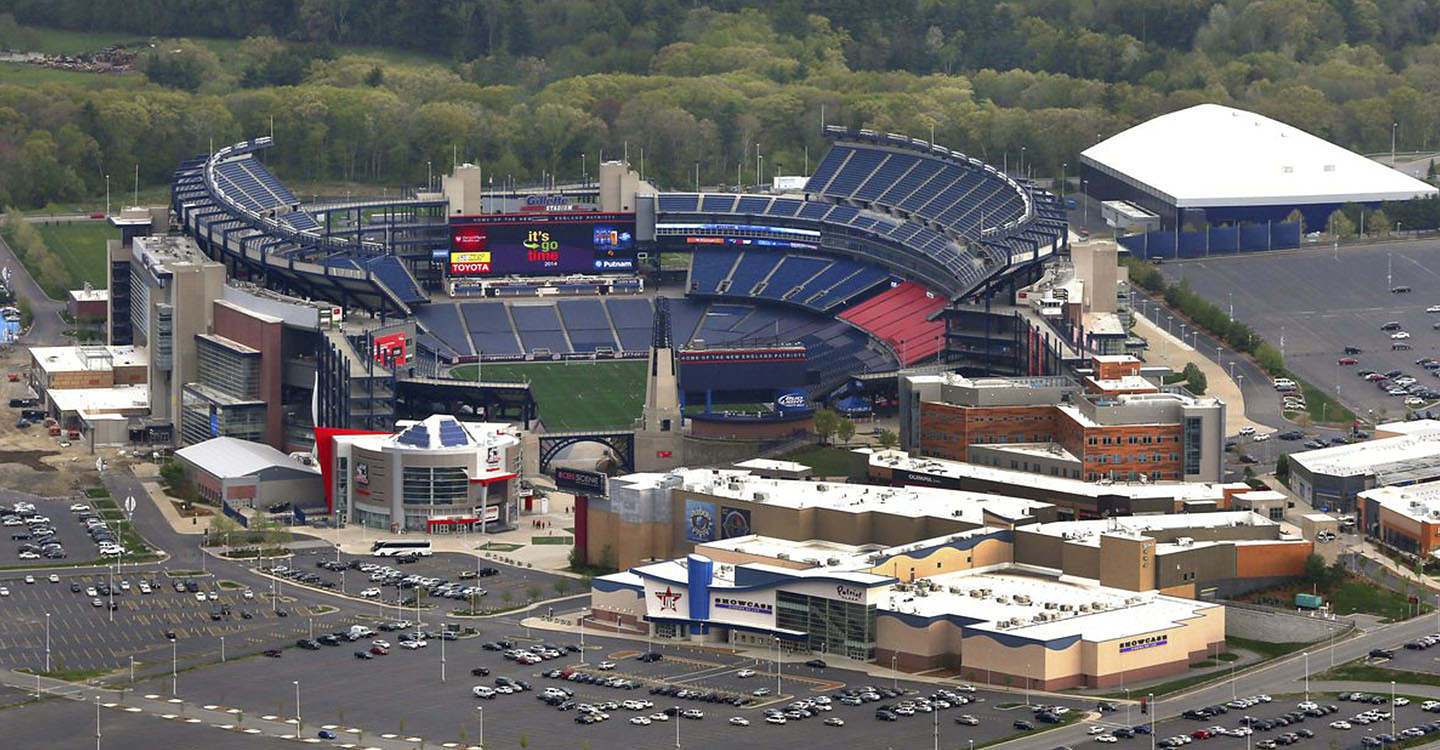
[371,540,433,557]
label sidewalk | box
[1134,312,1265,434]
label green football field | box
[449,359,646,431]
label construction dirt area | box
[0,344,112,494]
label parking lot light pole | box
[578,614,587,665]
[1391,681,1396,738]
[1303,651,1309,702]
[475,705,484,749]
[1126,688,1131,725]
[170,639,177,696]
[932,703,939,750]
[95,694,101,750]
[294,680,301,735]
[774,637,781,695]
[129,656,134,684]
[674,705,680,748]
[220,635,225,663]
[891,653,898,689]
[44,612,50,673]
[1149,693,1155,750]
[440,619,446,683]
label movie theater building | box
[322,414,520,532]
[592,553,897,658]
[591,551,1223,688]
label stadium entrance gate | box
[537,430,635,474]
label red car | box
[1338,357,1359,365]
[1190,730,1212,739]
[89,212,106,219]
[369,645,389,656]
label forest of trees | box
[0,0,1437,216]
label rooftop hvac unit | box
[1060,604,1074,611]
[775,552,790,560]
[826,557,840,566]
[1176,536,1194,547]
[948,586,963,594]
[754,492,767,501]
[1014,595,1032,605]
[1078,604,1090,612]
[816,484,828,492]
[804,558,821,566]
[1044,601,1057,610]
[995,596,1009,604]
[969,590,984,598]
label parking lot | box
[1141,691,1440,749]
[265,548,574,615]
[125,627,1092,749]
[0,566,365,675]
[0,493,115,567]
[1159,241,1440,421]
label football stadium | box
[167,125,1067,462]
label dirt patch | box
[0,449,59,472]
[170,500,213,518]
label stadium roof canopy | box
[1080,103,1438,209]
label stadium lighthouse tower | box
[634,297,684,471]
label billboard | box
[719,506,751,539]
[373,332,407,366]
[678,346,809,393]
[555,467,607,495]
[684,499,717,543]
[448,213,636,276]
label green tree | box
[1302,553,1328,585]
[364,65,384,87]
[136,40,221,92]
[812,408,840,445]
[1368,208,1392,237]
[877,429,899,450]
[553,578,570,596]
[1181,362,1207,395]
[525,584,542,602]
[836,417,856,445]
[1253,343,1285,375]
[1327,209,1356,239]
[1274,454,1290,485]
[1283,208,1305,232]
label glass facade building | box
[776,590,877,660]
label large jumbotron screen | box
[448,213,635,275]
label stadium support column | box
[637,298,684,472]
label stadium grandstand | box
[170,125,1066,418]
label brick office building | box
[900,355,1225,483]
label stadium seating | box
[363,255,427,305]
[412,304,474,357]
[838,281,946,365]
[557,299,619,352]
[605,297,655,351]
[511,305,569,354]
[688,249,742,294]
[754,255,831,300]
[460,302,522,356]
[723,251,784,296]
[213,157,298,212]
[685,248,893,314]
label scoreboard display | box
[449,213,635,276]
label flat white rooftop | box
[733,458,811,474]
[698,535,877,570]
[1289,422,1440,477]
[1021,511,1277,547]
[669,468,1052,525]
[68,288,108,302]
[1086,375,1157,393]
[866,449,1246,502]
[48,384,148,413]
[880,569,1217,642]
[1359,480,1440,525]
[978,441,1081,463]
[32,345,146,374]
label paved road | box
[0,228,66,346]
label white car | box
[372,639,391,649]
[69,503,89,512]
[360,587,381,598]
[1088,726,1106,735]
[629,716,651,726]
[1251,432,1270,441]
[194,591,206,602]
[206,591,218,600]
[1428,305,1440,313]
[649,713,668,722]
[85,586,97,597]
[138,582,151,594]
[0,587,8,596]
[737,668,756,678]
[1393,697,1410,706]
[1330,720,1351,730]
[597,661,616,670]
[119,580,130,591]
[762,715,783,725]
[1392,331,1412,339]
[47,574,59,583]
[242,589,254,599]
[16,551,38,559]
[1095,736,1118,744]
[472,686,495,699]
[23,575,34,584]
[400,639,427,649]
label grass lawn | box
[780,445,854,477]
[1286,379,1357,427]
[450,360,646,431]
[0,61,146,88]
[1242,576,1427,622]
[530,535,574,545]
[1316,659,1440,691]
[25,221,118,295]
